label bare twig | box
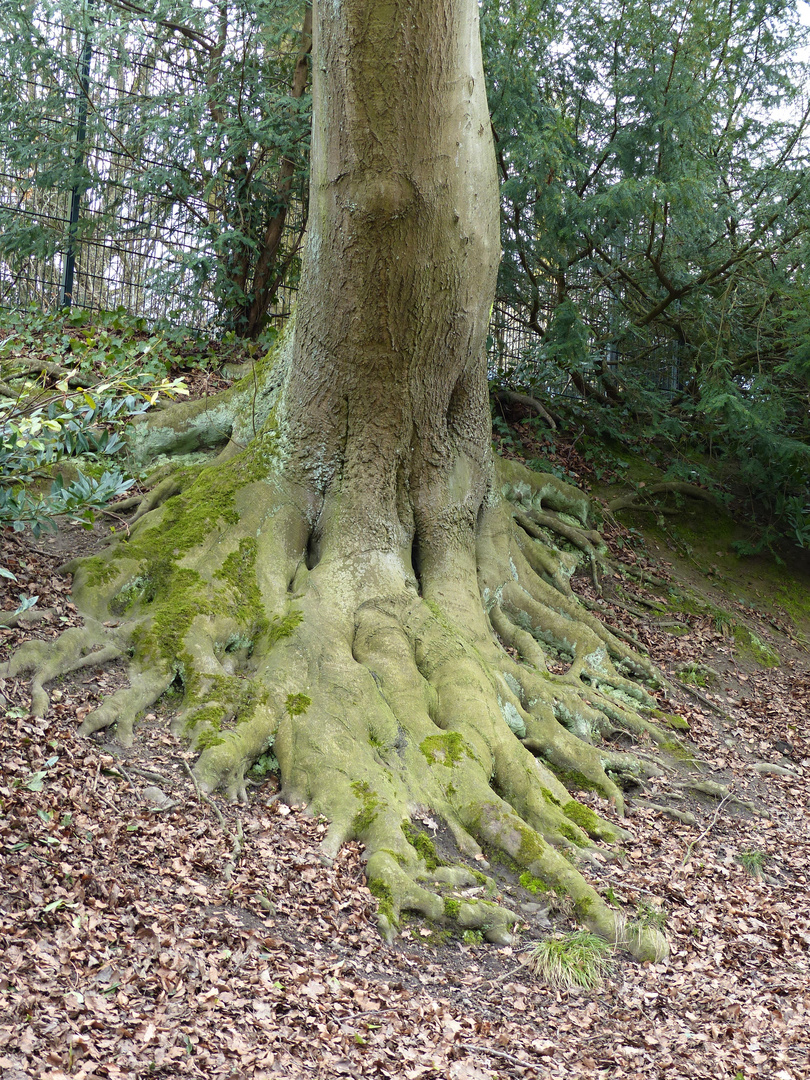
[110,763,134,788]
[682,793,731,864]
[181,759,226,826]
[468,1043,546,1070]
[489,961,530,984]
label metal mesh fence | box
[489,269,682,397]
[0,1,305,330]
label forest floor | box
[1,407,809,1080]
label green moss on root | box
[82,556,119,589]
[563,801,600,834]
[574,895,594,919]
[519,871,550,894]
[285,693,311,716]
[402,823,440,870]
[214,537,269,636]
[196,728,225,751]
[268,609,304,645]
[443,897,461,919]
[351,781,384,833]
[657,737,696,762]
[650,709,690,731]
[184,704,224,732]
[368,879,395,926]
[558,820,590,848]
[419,732,471,767]
[517,829,547,865]
[541,760,601,793]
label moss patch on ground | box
[594,450,810,646]
[732,626,780,668]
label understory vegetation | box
[6,304,806,962]
[483,0,810,554]
[0,308,197,585]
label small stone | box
[142,785,170,806]
[519,902,550,916]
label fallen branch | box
[9,354,95,388]
[682,793,731,865]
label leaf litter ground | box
[2,441,810,1080]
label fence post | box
[60,0,95,308]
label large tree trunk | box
[286,0,499,568]
[10,0,672,961]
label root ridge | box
[9,456,678,963]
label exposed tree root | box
[608,481,722,514]
[492,388,557,430]
[5,379,681,964]
[0,607,57,629]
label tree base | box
[8,382,676,963]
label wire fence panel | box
[489,281,682,398]
[0,0,306,331]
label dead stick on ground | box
[468,1044,545,1071]
[682,793,731,865]
[111,763,134,788]
[490,961,530,984]
[181,759,225,827]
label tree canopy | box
[483,0,810,550]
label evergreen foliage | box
[482,0,810,550]
[0,307,187,557]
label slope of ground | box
[1,405,809,1080]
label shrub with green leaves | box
[482,0,810,554]
[1,308,187,558]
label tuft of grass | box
[634,899,667,931]
[737,848,767,877]
[528,930,614,990]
